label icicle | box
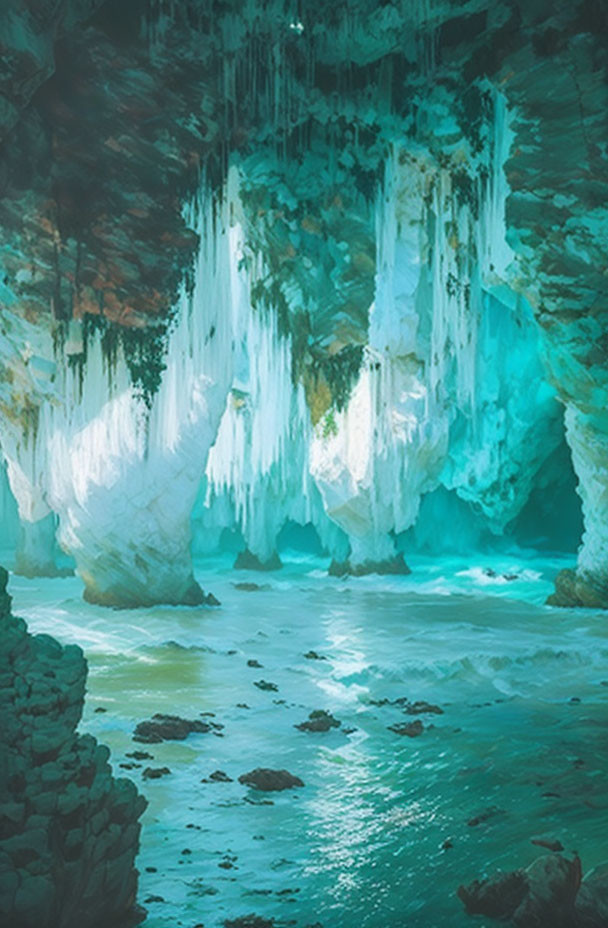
[16,171,247,605]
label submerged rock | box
[405,701,443,715]
[224,916,276,928]
[328,554,411,578]
[254,680,278,692]
[296,710,341,732]
[388,720,424,737]
[467,806,506,827]
[238,769,304,791]
[234,549,282,571]
[234,582,269,592]
[202,770,233,783]
[142,767,171,780]
[133,714,211,743]
[0,566,146,928]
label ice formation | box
[0,1,605,606]
[1,179,252,605]
[0,116,587,598]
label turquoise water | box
[11,553,608,928]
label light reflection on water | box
[10,552,608,928]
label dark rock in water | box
[234,582,269,592]
[142,766,171,779]
[405,701,443,715]
[503,573,519,581]
[0,566,146,928]
[369,695,409,706]
[133,714,211,743]
[458,854,582,927]
[254,680,278,692]
[224,916,276,928]
[329,554,411,577]
[238,768,304,791]
[328,559,350,578]
[304,650,327,660]
[484,567,498,578]
[84,574,209,609]
[247,659,263,668]
[126,750,154,761]
[467,805,505,827]
[458,869,529,920]
[234,549,282,571]
[296,710,341,732]
[547,568,608,609]
[201,770,233,783]
[388,720,424,737]
[94,706,108,713]
[532,838,565,852]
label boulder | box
[238,769,304,791]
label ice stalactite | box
[0,435,61,577]
[35,180,245,606]
[311,93,564,571]
[0,301,63,576]
[311,147,444,573]
[0,458,19,560]
[200,281,345,568]
[548,407,608,608]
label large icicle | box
[30,179,244,606]
[311,99,563,569]
[200,266,342,566]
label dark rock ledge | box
[459,853,608,927]
[0,566,147,928]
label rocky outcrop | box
[234,549,282,572]
[458,853,608,928]
[0,566,146,927]
[238,769,305,792]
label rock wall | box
[0,566,146,927]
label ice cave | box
[0,1,607,926]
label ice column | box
[39,183,244,606]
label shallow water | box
[10,552,608,928]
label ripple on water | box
[12,558,608,928]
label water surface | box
[12,552,608,928]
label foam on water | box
[10,556,608,928]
